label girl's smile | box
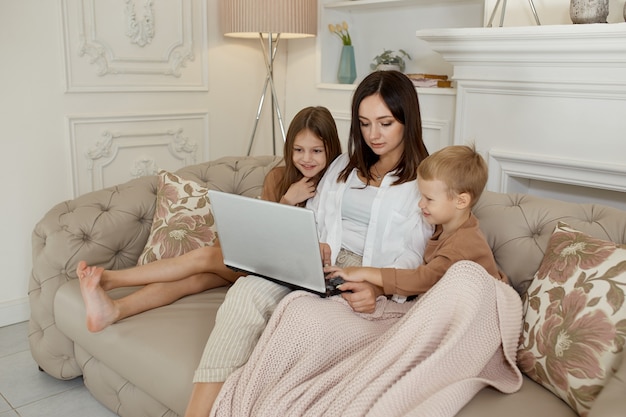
[292,129,327,179]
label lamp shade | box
[221,0,317,39]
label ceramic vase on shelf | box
[337,45,356,84]
[570,0,608,24]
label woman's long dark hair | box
[338,70,429,185]
[278,106,342,201]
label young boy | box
[326,144,508,297]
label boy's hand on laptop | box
[324,266,383,313]
[325,266,382,286]
[324,265,360,281]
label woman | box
[184,70,433,417]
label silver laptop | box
[208,190,343,297]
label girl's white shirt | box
[306,153,433,269]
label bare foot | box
[77,261,120,332]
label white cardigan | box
[306,153,433,269]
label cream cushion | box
[518,222,626,415]
[137,170,217,265]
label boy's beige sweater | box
[382,213,507,296]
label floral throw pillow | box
[137,171,217,265]
[517,222,626,416]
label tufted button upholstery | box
[28,156,626,417]
[28,155,283,380]
[473,191,626,295]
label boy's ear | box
[456,192,471,209]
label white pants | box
[193,248,362,383]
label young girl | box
[76,106,342,332]
[262,106,342,206]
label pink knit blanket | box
[212,261,523,417]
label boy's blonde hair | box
[417,145,488,208]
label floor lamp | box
[487,0,541,27]
[220,0,317,155]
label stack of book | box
[406,73,452,88]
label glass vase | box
[337,45,356,84]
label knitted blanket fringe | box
[212,260,523,417]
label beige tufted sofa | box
[29,155,626,417]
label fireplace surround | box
[417,23,626,209]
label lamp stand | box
[247,33,287,156]
[487,0,541,27]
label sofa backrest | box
[175,155,284,197]
[473,191,626,295]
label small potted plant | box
[370,49,411,72]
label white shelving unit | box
[318,0,485,89]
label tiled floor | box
[0,321,116,417]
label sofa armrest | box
[29,175,158,379]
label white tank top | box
[340,175,376,256]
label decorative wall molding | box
[488,150,626,194]
[422,118,452,151]
[85,127,198,168]
[456,80,626,102]
[416,24,626,78]
[329,111,351,150]
[125,0,155,47]
[417,24,626,102]
[130,156,159,177]
[62,0,208,91]
[68,112,209,196]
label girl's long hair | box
[339,70,429,185]
[278,106,342,201]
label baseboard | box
[0,297,30,327]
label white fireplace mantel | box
[416,23,626,209]
[416,23,626,88]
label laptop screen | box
[208,190,327,294]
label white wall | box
[1,1,68,327]
[0,0,282,327]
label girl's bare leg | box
[99,245,239,291]
[184,382,223,417]
[76,245,242,332]
[78,265,229,332]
